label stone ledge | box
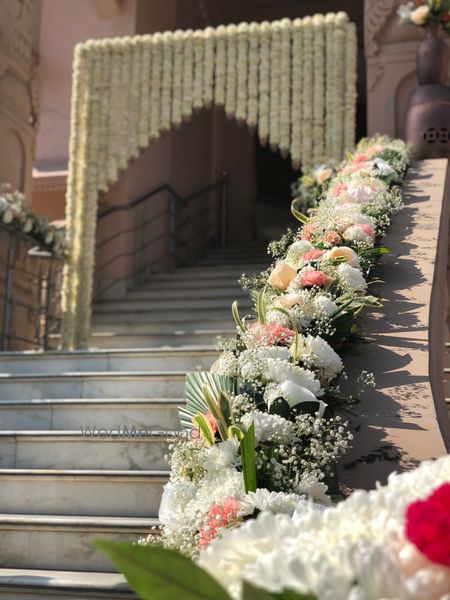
[338,159,450,491]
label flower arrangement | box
[398,0,450,30]
[98,454,450,600]
[0,185,67,256]
[62,14,358,348]
[134,135,410,561]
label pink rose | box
[300,270,333,288]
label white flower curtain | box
[62,12,357,349]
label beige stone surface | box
[338,159,450,491]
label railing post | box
[1,235,15,351]
[220,170,228,248]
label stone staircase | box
[0,244,267,599]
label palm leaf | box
[179,372,239,429]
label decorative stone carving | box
[0,0,39,195]
[364,0,449,137]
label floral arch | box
[61,12,357,349]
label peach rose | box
[410,4,430,25]
[300,270,333,288]
[315,168,333,185]
[326,246,360,268]
[267,262,297,290]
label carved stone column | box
[0,0,39,195]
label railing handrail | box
[97,172,227,220]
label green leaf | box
[219,391,233,426]
[192,413,215,446]
[243,582,317,600]
[240,422,257,492]
[232,300,246,333]
[256,287,267,325]
[268,397,291,419]
[94,541,232,600]
[291,200,309,224]
[228,424,245,441]
[180,372,239,429]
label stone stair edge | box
[0,513,160,532]
[0,347,217,359]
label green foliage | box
[243,582,317,599]
[95,541,232,600]
[95,542,319,600]
[179,372,239,429]
[240,422,257,492]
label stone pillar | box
[364,0,450,139]
[0,0,39,195]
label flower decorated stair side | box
[0,245,267,599]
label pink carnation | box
[198,497,242,549]
[300,223,316,241]
[251,323,295,346]
[302,249,325,262]
[324,230,342,245]
[300,270,333,288]
[353,153,368,164]
[331,182,348,198]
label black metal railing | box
[94,171,228,299]
[0,224,63,351]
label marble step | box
[92,298,252,313]
[0,431,174,470]
[0,514,158,572]
[123,287,249,300]
[88,332,233,349]
[0,469,169,517]
[90,318,233,333]
[136,276,245,290]
[145,264,267,280]
[0,398,182,431]
[90,306,251,321]
[0,568,133,600]
[0,348,216,374]
[0,372,186,400]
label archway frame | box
[61,12,357,349]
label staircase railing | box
[93,172,229,300]
[0,224,63,351]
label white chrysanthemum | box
[266,358,323,396]
[337,263,367,291]
[285,240,313,268]
[313,294,338,318]
[295,471,331,506]
[185,469,245,523]
[241,489,302,516]
[210,351,239,376]
[237,347,290,379]
[199,455,450,600]
[159,480,197,530]
[299,334,344,381]
[201,438,239,474]
[343,224,374,245]
[241,410,295,444]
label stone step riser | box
[88,333,231,348]
[93,300,251,313]
[0,587,133,600]
[0,353,216,374]
[146,267,266,280]
[0,474,167,518]
[0,436,172,470]
[0,376,185,400]
[0,401,182,431]
[91,307,250,320]
[90,319,233,332]
[126,288,249,299]
[0,526,153,573]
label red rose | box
[405,482,450,567]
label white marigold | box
[300,334,344,381]
[240,489,302,516]
[337,263,367,292]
